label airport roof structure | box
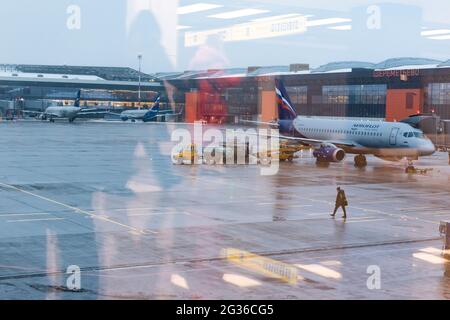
[312,61,375,73]
[0,64,161,90]
[438,60,450,67]
[373,57,442,69]
[0,64,157,82]
[157,57,450,81]
[2,57,450,85]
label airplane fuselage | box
[44,106,81,121]
[120,109,157,122]
[290,117,435,159]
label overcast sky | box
[0,0,449,73]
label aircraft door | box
[389,128,400,145]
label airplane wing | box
[22,110,44,115]
[155,110,184,117]
[240,119,279,127]
[240,119,356,148]
[252,132,357,148]
[78,109,110,114]
[105,111,124,117]
[280,136,356,148]
[45,113,61,118]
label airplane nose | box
[420,142,436,156]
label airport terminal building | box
[162,57,450,125]
[0,64,164,118]
[1,58,450,126]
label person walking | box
[331,187,348,219]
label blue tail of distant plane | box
[151,94,161,112]
[275,80,298,135]
[74,90,81,107]
[143,94,161,122]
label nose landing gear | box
[354,154,367,168]
[405,160,416,174]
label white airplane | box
[108,94,183,122]
[23,91,103,122]
[112,95,162,122]
[246,80,436,168]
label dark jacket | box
[336,190,348,207]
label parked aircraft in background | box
[108,94,182,122]
[23,91,105,122]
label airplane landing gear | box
[405,160,416,174]
[315,158,330,167]
[354,154,367,168]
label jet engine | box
[313,145,346,163]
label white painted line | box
[0,182,157,235]
[257,202,276,206]
[432,211,450,216]
[308,212,332,216]
[0,213,51,218]
[344,219,385,224]
[357,200,407,205]
[103,207,159,212]
[7,217,65,223]
[398,206,448,211]
[127,212,190,217]
[287,204,313,208]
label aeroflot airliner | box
[112,95,162,122]
[251,80,435,167]
[23,90,106,122]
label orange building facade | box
[385,89,423,122]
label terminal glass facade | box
[225,87,259,115]
[0,84,159,109]
[298,84,388,118]
[426,83,450,119]
[286,86,308,104]
[427,83,450,105]
[322,84,387,105]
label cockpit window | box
[408,132,414,138]
[413,132,424,138]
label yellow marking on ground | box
[222,248,298,285]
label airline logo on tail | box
[152,95,161,111]
[74,90,81,108]
[275,80,297,120]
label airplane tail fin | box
[74,90,81,107]
[143,94,161,122]
[275,79,297,121]
[151,94,161,112]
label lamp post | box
[138,53,143,109]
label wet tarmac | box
[1,120,450,299]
